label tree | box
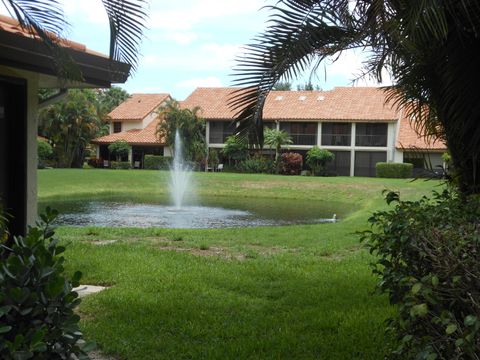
[306,146,334,176]
[273,81,292,91]
[38,89,104,168]
[108,140,131,161]
[3,1,147,75]
[264,128,292,173]
[232,0,480,195]
[297,82,321,91]
[222,135,249,166]
[97,87,130,115]
[156,100,206,163]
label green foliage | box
[96,87,129,115]
[110,161,131,170]
[238,155,274,174]
[0,207,93,359]
[108,140,131,161]
[38,89,104,168]
[37,140,53,169]
[305,147,334,176]
[280,152,303,175]
[376,162,413,178]
[222,136,248,165]
[296,82,321,91]
[208,148,219,168]
[360,190,480,359]
[156,100,205,163]
[272,81,292,90]
[264,128,292,173]
[143,155,172,170]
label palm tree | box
[231,0,480,195]
[264,128,292,173]
[3,0,147,74]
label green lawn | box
[38,169,441,359]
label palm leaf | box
[101,0,148,72]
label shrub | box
[87,157,103,168]
[110,161,131,169]
[222,136,248,165]
[238,155,274,174]
[305,146,335,176]
[143,155,172,170]
[37,140,53,162]
[0,207,94,359]
[376,162,413,178]
[108,140,131,161]
[360,190,480,359]
[280,152,303,175]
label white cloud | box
[61,0,108,26]
[176,76,223,89]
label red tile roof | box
[396,114,447,151]
[108,93,170,121]
[92,118,166,146]
[0,14,105,57]
[182,87,398,121]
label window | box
[113,121,122,133]
[326,150,351,176]
[280,122,317,145]
[354,151,386,177]
[209,121,236,143]
[355,123,387,147]
[321,123,351,146]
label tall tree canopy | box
[38,89,104,168]
[232,0,480,195]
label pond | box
[38,195,354,229]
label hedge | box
[110,161,131,170]
[143,155,172,170]
[376,162,413,178]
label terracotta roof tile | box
[182,86,398,121]
[92,118,166,145]
[0,14,104,57]
[108,93,170,121]
[396,114,446,151]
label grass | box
[38,169,441,359]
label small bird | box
[332,213,337,222]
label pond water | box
[38,196,354,229]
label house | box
[91,93,171,167]
[181,87,447,176]
[0,14,130,235]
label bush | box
[360,190,480,359]
[280,152,303,175]
[143,155,172,170]
[108,140,131,161]
[376,162,413,178]
[305,146,335,176]
[87,157,103,168]
[37,140,53,161]
[0,207,94,359]
[238,155,274,174]
[110,161,131,169]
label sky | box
[1,0,390,100]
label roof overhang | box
[0,29,130,88]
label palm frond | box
[101,0,148,72]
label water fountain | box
[52,130,346,228]
[169,130,192,209]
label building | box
[0,14,130,235]
[92,93,171,167]
[181,87,447,176]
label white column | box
[128,147,133,163]
[317,122,321,147]
[350,123,356,176]
[387,122,396,162]
[27,73,39,226]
